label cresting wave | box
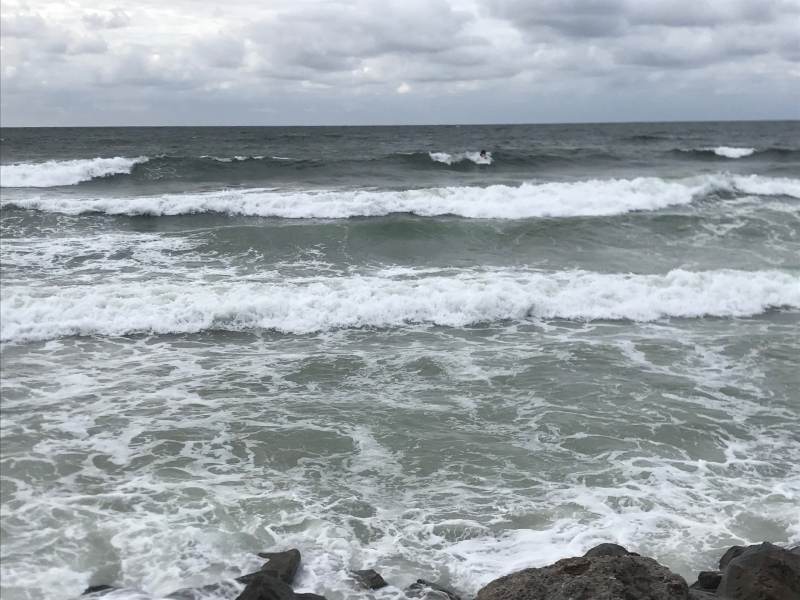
[429,151,492,165]
[0,156,149,187]
[3,173,799,219]
[2,268,798,342]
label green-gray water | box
[1,122,799,599]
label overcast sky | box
[2,0,799,126]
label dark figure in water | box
[479,150,487,159]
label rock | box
[583,543,632,559]
[790,546,800,555]
[716,542,800,600]
[234,572,295,600]
[82,586,117,596]
[719,545,745,570]
[407,579,461,600]
[256,549,302,585]
[352,569,388,590]
[294,595,326,600]
[476,553,689,600]
[689,570,721,592]
[688,590,716,600]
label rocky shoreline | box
[82,541,799,600]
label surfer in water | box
[479,149,487,159]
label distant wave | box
[4,174,798,219]
[428,151,492,165]
[676,147,799,160]
[2,268,797,343]
[0,156,149,187]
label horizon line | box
[2,117,799,129]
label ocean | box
[1,122,799,600]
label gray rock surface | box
[407,579,462,600]
[351,569,388,590]
[476,553,689,600]
[716,542,800,600]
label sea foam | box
[2,268,797,342]
[706,146,756,159]
[429,151,492,165]
[1,157,149,187]
[3,174,798,219]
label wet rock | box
[688,590,716,600]
[234,572,295,600]
[352,569,388,590]
[407,578,461,600]
[294,594,326,600]
[716,542,800,600]
[719,545,745,570]
[476,553,689,600]
[82,586,117,596]
[689,570,721,592]
[583,543,632,559]
[256,549,302,585]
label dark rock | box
[689,570,722,592]
[407,578,461,600]
[719,545,745,570]
[352,569,388,590]
[235,572,295,600]
[583,543,632,559]
[689,590,716,600]
[790,546,800,555]
[294,595,327,600]
[476,553,689,600]
[256,549,302,585]
[82,586,116,596]
[717,542,800,600]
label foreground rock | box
[352,569,388,590]
[716,542,800,600]
[476,543,688,600]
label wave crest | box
[1,157,149,187]
[429,151,492,165]
[4,174,798,219]
[2,268,797,342]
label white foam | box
[429,151,492,165]
[200,155,265,162]
[706,146,756,159]
[2,268,797,343]
[0,175,728,218]
[0,157,149,187]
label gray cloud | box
[1,0,798,125]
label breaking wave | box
[1,157,150,187]
[428,151,492,165]
[2,268,797,343]
[4,174,798,219]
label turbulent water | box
[1,122,799,600]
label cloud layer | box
[1,0,798,125]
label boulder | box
[234,572,296,600]
[476,553,689,600]
[407,578,461,600]
[689,570,721,592]
[257,549,302,585]
[583,543,633,559]
[352,569,388,590]
[719,545,745,570]
[716,542,800,600]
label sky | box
[1,0,799,126]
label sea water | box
[1,122,799,599]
